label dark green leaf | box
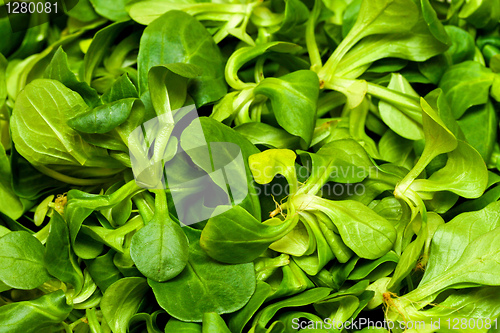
[254,70,319,148]
[0,231,51,289]
[137,10,226,105]
[68,98,136,134]
[150,230,256,322]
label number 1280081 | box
[6,1,58,14]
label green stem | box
[255,254,290,281]
[370,168,401,187]
[71,180,144,211]
[34,221,52,244]
[235,99,254,125]
[132,192,155,223]
[34,165,122,186]
[306,0,322,71]
[395,150,434,195]
[151,189,168,223]
[366,82,422,120]
[317,24,365,83]
[286,172,299,196]
[114,215,144,238]
[296,160,340,197]
[250,102,263,122]
[254,56,265,83]
[67,317,88,331]
[152,119,174,169]
[185,3,248,16]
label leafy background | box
[1,0,500,332]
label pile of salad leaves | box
[1,0,500,332]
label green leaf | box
[225,42,302,90]
[45,212,84,293]
[298,195,396,260]
[348,251,399,281]
[297,139,375,195]
[254,70,319,148]
[101,277,150,333]
[252,288,331,330]
[458,0,500,29]
[201,206,298,264]
[66,180,144,259]
[276,0,309,37]
[457,101,497,161]
[388,213,442,290]
[101,74,139,103]
[148,63,202,115]
[82,21,131,85]
[348,0,419,42]
[0,144,27,220]
[0,53,7,107]
[0,17,25,56]
[292,212,336,275]
[78,214,142,255]
[268,218,314,257]
[234,123,301,149]
[439,61,495,118]
[393,205,500,309]
[68,98,136,134]
[44,47,100,107]
[10,79,121,168]
[396,95,458,195]
[89,0,130,21]
[378,73,423,140]
[228,281,273,333]
[444,25,476,64]
[402,286,500,330]
[0,231,51,289]
[165,318,202,333]
[420,0,450,45]
[321,0,449,82]
[127,0,201,25]
[420,201,500,287]
[149,230,256,322]
[128,310,167,333]
[318,0,448,82]
[202,312,232,333]
[341,0,363,38]
[65,0,100,22]
[249,149,298,190]
[418,54,450,84]
[9,148,64,201]
[0,290,72,332]
[410,140,488,198]
[130,218,189,282]
[137,10,226,106]
[7,14,49,60]
[85,250,123,292]
[378,130,414,169]
[180,117,261,220]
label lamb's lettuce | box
[1,0,500,331]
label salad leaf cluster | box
[1,0,500,332]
